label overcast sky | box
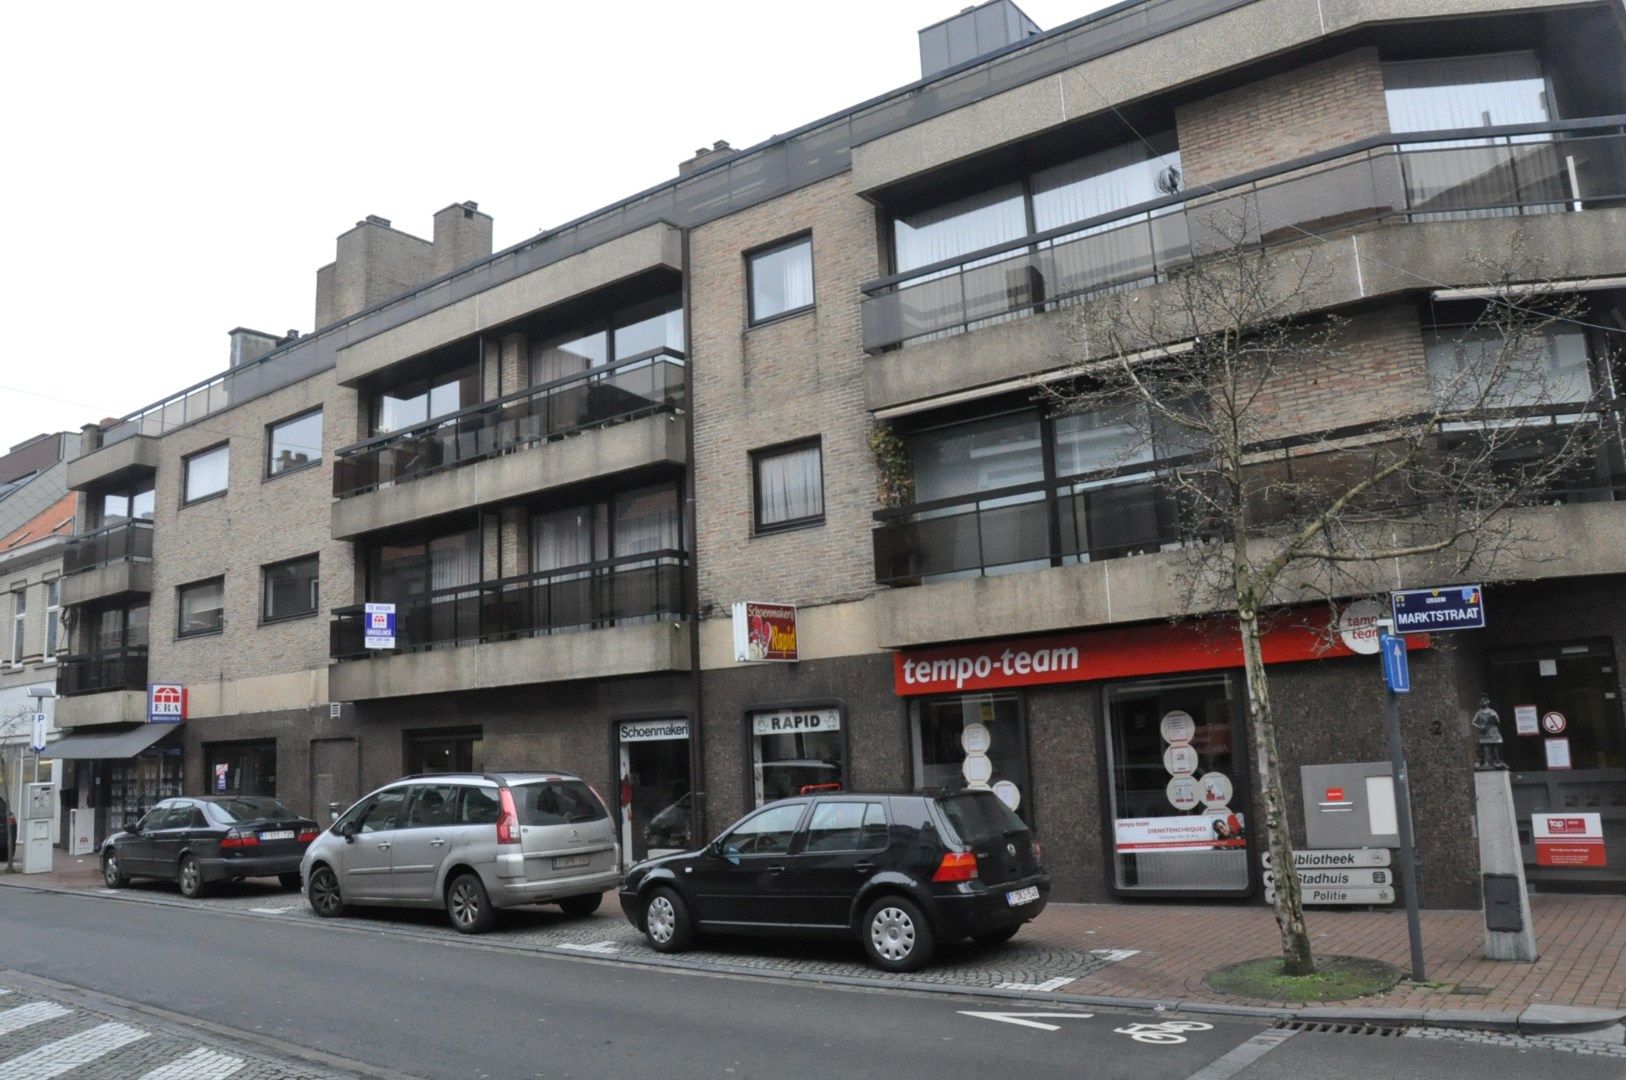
[0,0,1106,443]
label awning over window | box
[45,725,173,760]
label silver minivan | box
[300,772,620,933]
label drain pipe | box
[679,226,708,846]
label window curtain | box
[752,242,814,318]
[1053,405,1155,479]
[184,447,228,501]
[532,507,600,572]
[532,330,608,384]
[428,530,482,592]
[756,448,823,525]
[614,486,681,555]
[893,184,1028,275]
[1033,140,1180,296]
[908,412,1045,503]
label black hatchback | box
[102,796,319,898]
[619,790,1048,971]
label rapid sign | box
[1391,585,1485,633]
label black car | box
[619,790,1048,972]
[102,796,319,898]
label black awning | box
[45,724,173,760]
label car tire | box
[642,886,694,953]
[446,872,498,935]
[177,854,208,899]
[102,853,129,888]
[307,865,345,918]
[278,872,303,892]
[972,924,1021,947]
[558,892,603,917]
[861,895,935,973]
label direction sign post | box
[1377,621,1426,982]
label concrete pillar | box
[1475,768,1538,961]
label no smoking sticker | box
[1541,711,1567,734]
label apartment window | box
[44,580,59,660]
[1425,318,1594,412]
[9,588,24,664]
[183,444,230,504]
[262,555,319,622]
[530,296,684,383]
[98,481,154,527]
[94,604,149,651]
[752,440,824,532]
[1383,52,1552,133]
[266,408,323,477]
[372,363,478,436]
[177,577,225,637]
[747,236,814,324]
[406,728,485,775]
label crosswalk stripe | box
[0,1002,72,1036]
[1,1021,148,1079]
[139,1046,247,1079]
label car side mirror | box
[123,817,141,834]
[339,823,357,843]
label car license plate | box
[552,854,591,870]
[1006,886,1040,907]
[259,830,295,841]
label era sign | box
[363,602,396,650]
[732,602,798,662]
[147,683,187,724]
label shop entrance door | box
[1489,642,1626,889]
[615,719,692,870]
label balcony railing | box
[875,411,1626,586]
[58,647,149,697]
[62,520,154,577]
[333,348,686,499]
[330,549,688,660]
[861,118,1626,352]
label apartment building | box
[51,0,1626,904]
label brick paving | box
[6,859,1624,1015]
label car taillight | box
[220,829,259,850]
[297,829,319,843]
[932,850,979,883]
[497,787,520,845]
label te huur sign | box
[732,602,798,662]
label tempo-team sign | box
[732,602,798,662]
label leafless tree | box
[1043,220,1618,976]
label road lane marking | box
[995,976,1077,992]
[1183,1027,1299,1079]
[248,906,302,914]
[0,1002,72,1035]
[1114,1020,1214,1045]
[138,1046,247,1079]
[0,1021,148,1078]
[958,1010,1095,1031]
[1089,949,1140,963]
[557,941,620,954]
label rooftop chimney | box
[227,327,281,368]
[918,1,1040,79]
[679,140,736,176]
[314,203,495,328]
[431,201,494,276]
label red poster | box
[894,611,1429,696]
[1533,813,1606,868]
[732,602,798,662]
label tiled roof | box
[0,493,75,552]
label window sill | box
[259,610,319,627]
[747,304,816,331]
[752,516,825,538]
[175,628,224,641]
[180,491,227,509]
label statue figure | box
[1471,695,1505,769]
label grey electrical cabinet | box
[1300,762,1400,849]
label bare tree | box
[1043,222,1616,976]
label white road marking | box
[138,1046,247,1079]
[248,906,302,914]
[557,941,620,954]
[0,988,12,995]
[958,1010,1095,1032]
[1114,1020,1215,1045]
[1183,1027,1298,1079]
[994,976,1077,992]
[1089,949,1141,963]
[0,1002,72,1036]
[0,1021,148,1078]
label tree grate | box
[1274,1020,1404,1037]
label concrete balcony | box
[54,690,149,729]
[329,621,691,701]
[335,221,682,388]
[66,435,159,492]
[61,559,153,608]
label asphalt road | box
[0,886,1619,1080]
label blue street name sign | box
[1390,585,1485,634]
[1380,633,1411,694]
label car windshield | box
[936,792,1028,844]
[209,798,298,824]
[513,780,607,826]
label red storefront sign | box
[894,612,1429,696]
[1533,813,1607,868]
[732,601,798,662]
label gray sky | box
[1,0,1105,442]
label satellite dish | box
[1156,165,1182,195]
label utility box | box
[68,808,96,856]
[22,782,54,874]
[1300,762,1400,849]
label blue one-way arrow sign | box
[1380,633,1410,694]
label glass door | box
[616,720,692,869]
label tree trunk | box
[1237,604,1317,976]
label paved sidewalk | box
[6,857,1623,1016]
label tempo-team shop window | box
[1104,674,1248,895]
[747,235,814,325]
[262,555,319,622]
[206,740,277,797]
[177,577,226,637]
[182,443,230,504]
[752,440,824,532]
[266,408,323,477]
[750,707,846,807]
[909,692,1032,825]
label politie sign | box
[1391,585,1485,633]
[147,683,187,724]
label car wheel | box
[102,853,129,888]
[862,895,935,973]
[642,886,694,953]
[972,924,1021,947]
[558,892,603,917]
[177,854,208,899]
[307,865,345,918]
[446,872,497,934]
[278,872,303,892]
